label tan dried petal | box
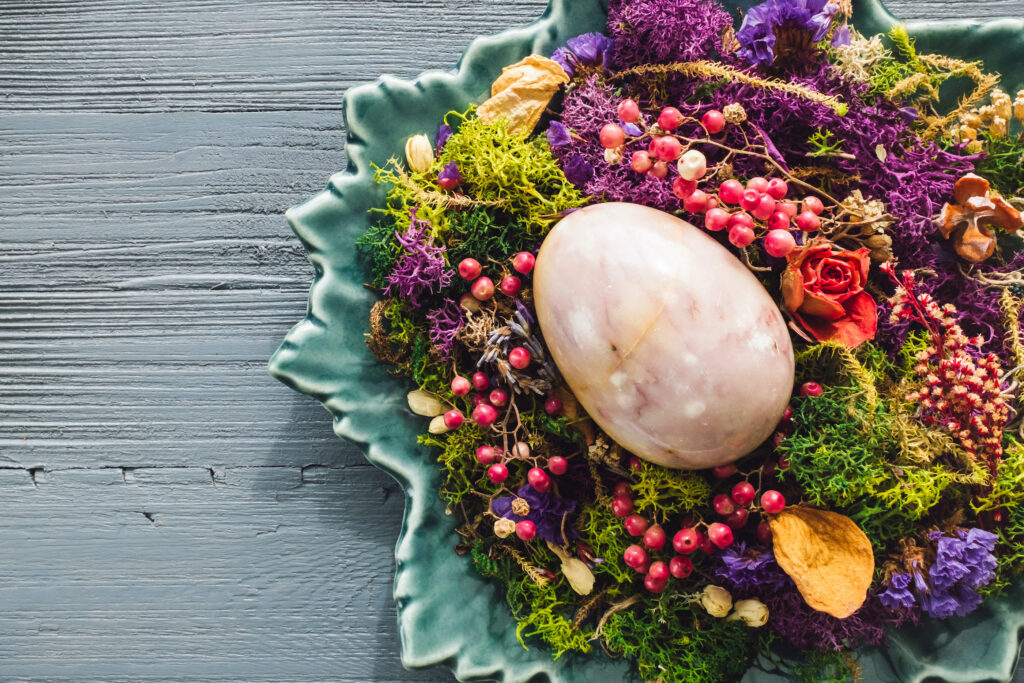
[477,55,570,136]
[768,506,874,619]
[408,390,445,417]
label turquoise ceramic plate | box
[269,1,1024,680]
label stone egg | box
[534,203,794,470]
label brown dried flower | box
[511,497,531,516]
[937,173,1023,263]
[494,518,516,539]
[768,506,875,619]
[477,55,569,135]
[723,102,748,124]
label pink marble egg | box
[534,203,794,470]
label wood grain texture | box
[1,0,1022,681]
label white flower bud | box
[677,149,707,182]
[404,134,435,173]
[428,415,452,434]
[700,584,733,618]
[407,390,445,417]
[494,518,516,538]
[727,598,769,627]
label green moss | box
[600,592,756,683]
[576,503,634,584]
[512,578,594,658]
[419,423,489,506]
[631,460,712,522]
[355,219,403,288]
[974,129,1024,197]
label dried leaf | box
[769,506,874,619]
[477,55,569,135]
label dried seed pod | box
[404,134,435,173]
[408,390,445,417]
[700,585,733,618]
[511,497,531,516]
[768,506,874,619]
[494,518,516,538]
[547,542,595,595]
[727,599,769,627]
[428,415,452,434]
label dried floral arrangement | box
[355,0,1024,680]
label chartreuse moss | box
[419,423,489,507]
[630,460,711,521]
[601,591,755,683]
[974,129,1024,197]
[975,440,1024,587]
[512,578,594,658]
[576,503,634,584]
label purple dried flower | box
[425,298,464,360]
[383,212,453,307]
[714,542,790,592]
[435,124,453,154]
[879,572,916,610]
[735,0,839,65]
[546,121,572,148]
[438,161,462,188]
[608,0,733,67]
[491,484,577,544]
[831,23,851,47]
[562,154,594,186]
[551,32,615,77]
[622,122,643,137]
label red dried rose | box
[781,240,878,348]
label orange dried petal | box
[768,506,874,619]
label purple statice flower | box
[914,528,998,618]
[714,543,790,592]
[735,0,839,66]
[435,124,453,154]
[831,23,851,47]
[425,298,464,360]
[879,572,916,610]
[622,122,643,137]
[491,484,577,544]
[551,32,615,78]
[608,0,733,67]
[438,161,462,188]
[383,212,453,307]
[562,154,594,186]
[546,120,572,148]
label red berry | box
[800,381,823,397]
[487,463,508,484]
[472,403,497,427]
[725,508,750,529]
[704,207,730,232]
[488,389,508,407]
[728,224,756,248]
[512,251,536,275]
[476,445,498,465]
[649,161,669,179]
[672,177,698,200]
[611,496,634,518]
[618,98,641,123]
[471,372,489,391]
[740,189,762,212]
[779,201,799,218]
[438,175,458,191]
[624,514,649,536]
[752,193,777,221]
[669,555,694,579]
[544,396,563,415]
[706,197,720,211]
[527,467,551,493]
[472,393,490,408]
[443,409,463,429]
[731,481,756,506]
[757,520,774,544]
[647,561,669,582]
[700,537,716,554]
[803,195,825,215]
[623,544,648,568]
[781,405,793,421]
[635,559,651,575]
[650,136,682,162]
[718,179,744,205]
[682,189,709,213]
[766,178,789,200]
[600,123,626,149]
[761,490,786,514]
[713,494,736,516]
[632,151,653,173]
[767,211,791,231]
[451,376,471,396]
[516,520,536,541]
[702,109,726,134]
[613,481,632,498]
[673,528,702,554]
[762,461,777,479]
[508,347,531,370]
[644,573,668,593]
[746,177,769,193]
[629,456,642,472]
[658,106,684,131]
[498,275,522,297]
[643,524,667,550]
[764,229,797,258]
[471,276,494,301]
[778,455,790,470]
[458,258,482,280]
[712,463,738,479]
[707,522,735,549]
[548,456,568,476]
[795,210,821,232]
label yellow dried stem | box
[504,546,551,588]
[1000,289,1024,377]
[610,61,849,115]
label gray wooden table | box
[2,1,1022,681]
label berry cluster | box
[599,100,832,256]
[456,250,535,306]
